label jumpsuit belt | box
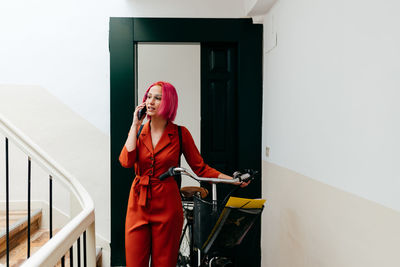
[133,175,151,207]
[134,175,173,207]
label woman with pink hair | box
[119,81,248,267]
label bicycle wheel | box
[177,200,194,267]
[177,220,191,266]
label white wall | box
[262,0,400,211]
[138,43,201,187]
[0,2,248,266]
[0,0,247,135]
[257,1,400,266]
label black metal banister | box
[6,137,10,267]
[77,237,81,267]
[83,231,87,267]
[70,246,74,267]
[27,156,31,258]
[50,175,53,238]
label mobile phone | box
[137,106,147,120]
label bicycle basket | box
[193,195,222,249]
[202,206,264,255]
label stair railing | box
[0,113,96,267]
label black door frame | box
[109,17,263,266]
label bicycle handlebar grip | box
[235,169,259,182]
[239,173,251,181]
[159,167,177,180]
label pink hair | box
[142,81,178,121]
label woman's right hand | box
[132,102,146,127]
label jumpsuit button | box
[150,157,154,161]
[150,164,154,168]
[149,170,153,175]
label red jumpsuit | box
[119,121,221,267]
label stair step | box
[0,211,32,232]
[0,210,42,258]
[0,231,102,267]
[0,229,52,266]
[0,210,102,267]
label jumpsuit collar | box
[138,121,177,155]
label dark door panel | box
[202,43,258,266]
[202,43,237,176]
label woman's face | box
[145,85,162,117]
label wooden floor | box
[0,210,44,267]
[0,229,72,267]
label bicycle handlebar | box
[159,167,177,180]
[159,167,258,184]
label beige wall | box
[262,160,400,267]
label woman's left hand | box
[217,173,251,188]
[239,180,251,188]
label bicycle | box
[159,167,260,267]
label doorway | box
[109,18,262,266]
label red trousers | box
[125,176,183,267]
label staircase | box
[1,100,98,266]
[0,210,102,266]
